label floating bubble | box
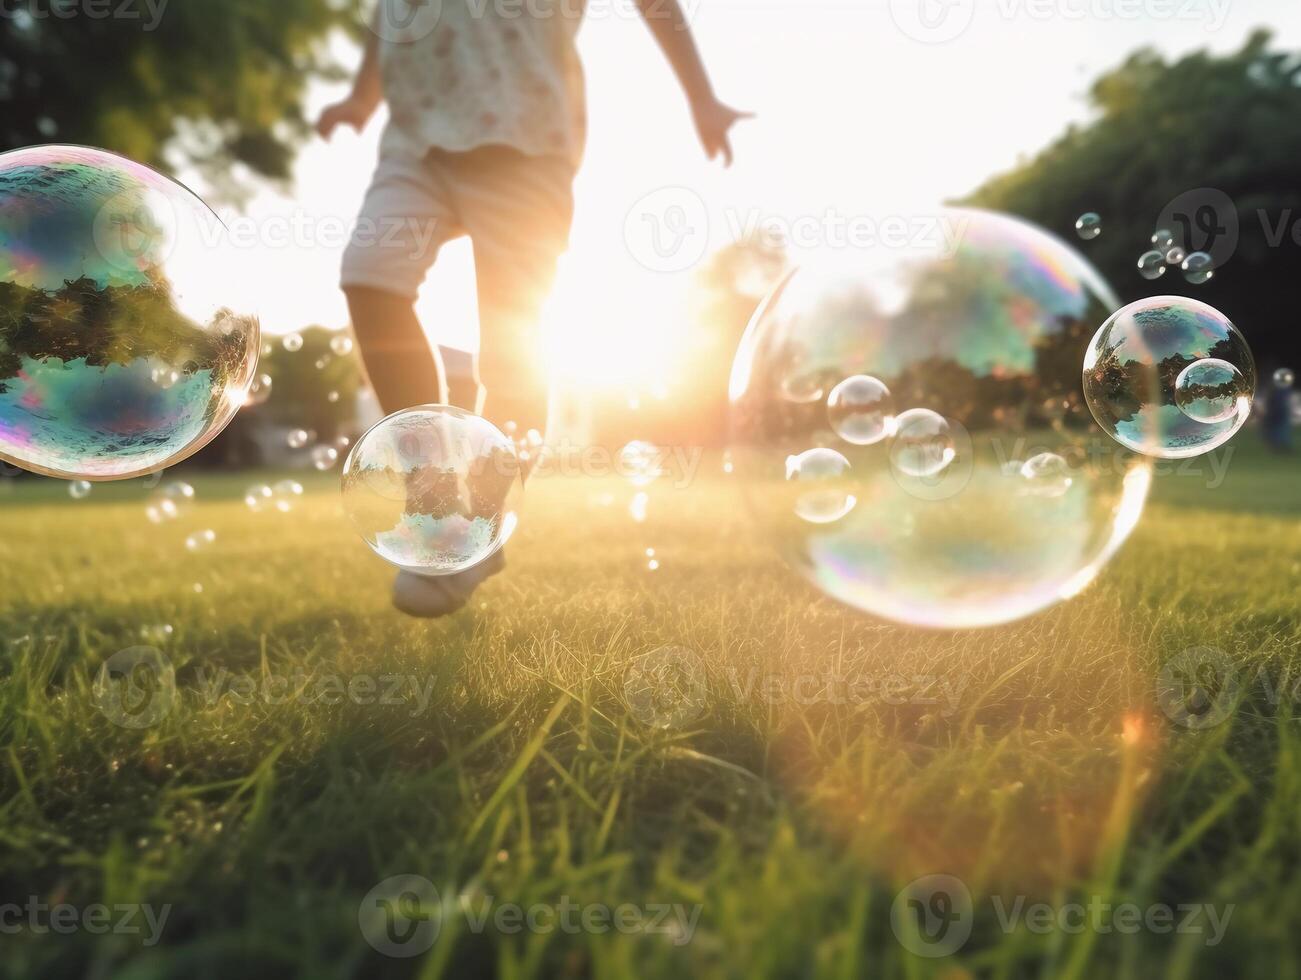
[68,479,91,499]
[287,429,310,450]
[282,333,303,353]
[145,481,194,523]
[1083,296,1255,459]
[327,390,340,403]
[0,145,260,480]
[244,373,273,407]
[618,440,663,487]
[1165,246,1186,267]
[1019,452,1073,498]
[827,375,894,446]
[1075,213,1102,240]
[1182,252,1214,285]
[729,208,1150,628]
[1275,367,1295,389]
[329,334,354,357]
[889,409,955,478]
[340,406,521,576]
[1151,228,1176,249]
[271,479,303,513]
[244,483,273,511]
[1137,251,1167,280]
[314,356,331,371]
[1174,358,1250,425]
[184,528,216,552]
[311,444,339,471]
[139,623,173,644]
[786,447,856,524]
[647,559,660,571]
[629,491,649,523]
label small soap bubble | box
[329,334,354,357]
[282,333,304,353]
[1075,212,1102,240]
[68,480,91,500]
[1137,251,1167,281]
[1182,252,1214,285]
[287,429,310,450]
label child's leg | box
[340,145,461,416]
[456,148,576,439]
[344,286,445,416]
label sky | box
[202,0,1301,391]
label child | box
[317,0,748,616]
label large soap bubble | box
[729,208,1151,629]
[341,406,522,576]
[1083,297,1254,459]
[0,145,259,480]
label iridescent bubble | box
[145,480,194,523]
[1275,367,1295,389]
[330,334,354,357]
[1174,358,1250,425]
[1075,212,1102,240]
[1152,228,1176,249]
[618,440,663,487]
[786,447,856,524]
[0,145,260,480]
[1165,246,1186,267]
[341,407,520,575]
[311,444,339,471]
[244,373,273,407]
[827,375,894,446]
[729,208,1150,629]
[68,479,91,500]
[1138,251,1167,281]
[184,528,216,552]
[282,333,303,353]
[271,479,303,513]
[1182,252,1214,285]
[244,483,273,511]
[287,429,310,450]
[889,409,955,478]
[1083,296,1255,458]
[1019,452,1073,498]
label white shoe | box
[391,549,507,618]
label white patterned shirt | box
[377,0,588,164]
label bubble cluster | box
[340,406,521,576]
[0,146,260,480]
[729,208,1150,629]
[1083,296,1255,459]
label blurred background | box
[1,0,1299,464]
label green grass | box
[0,439,1299,979]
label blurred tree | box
[963,29,1301,372]
[0,0,359,198]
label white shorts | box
[341,133,575,302]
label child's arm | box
[636,0,751,166]
[316,18,384,139]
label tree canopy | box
[963,29,1301,372]
[0,0,359,197]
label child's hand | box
[691,98,752,167]
[316,96,376,140]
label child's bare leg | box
[344,286,446,415]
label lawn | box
[0,437,1298,978]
